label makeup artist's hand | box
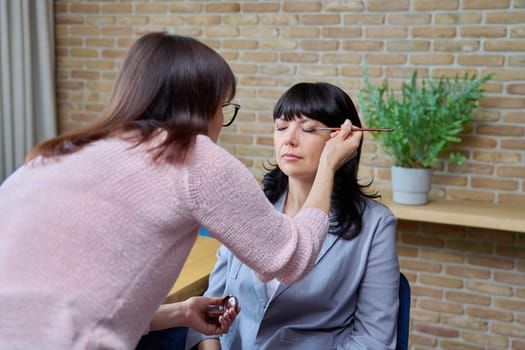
[320,119,363,172]
[149,296,240,335]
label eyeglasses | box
[222,102,241,127]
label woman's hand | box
[320,119,363,172]
[149,296,240,335]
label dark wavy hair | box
[262,82,378,239]
[26,32,236,163]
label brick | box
[101,4,132,13]
[241,52,278,62]
[388,13,431,25]
[168,3,202,12]
[420,250,465,263]
[400,233,445,248]
[100,27,133,36]
[260,64,294,75]
[344,14,385,25]
[415,323,460,338]
[229,63,257,74]
[259,40,297,50]
[471,176,519,190]
[409,333,437,347]
[511,27,525,38]
[485,40,525,51]
[468,280,514,297]
[283,2,321,12]
[71,48,99,58]
[386,40,430,51]
[366,27,408,38]
[400,259,442,272]
[135,4,168,13]
[322,27,361,38]
[187,15,221,25]
[495,245,525,259]
[205,3,240,13]
[420,274,464,289]
[260,14,299,25]
[462,331,508,348]
[508,83,525,94]
[412,27,457,38]
[504,112,525,123]
[242,3,280,13]
[343,40,384,51]
[501,139,525,150]
[149,16,185,26]
[468,255,515,270]
[298,65,337,76]
[281,27,319,38]
[55,15,84,25]
[435,12,482,24]
[368,0,410,11]
[324,2,365,11]
[460,26,507,38]
[440,340,484,350]
[457,54,505,66]
[463,0,510,9]
[224,15,259,25]
[410,54,454,65]
[472,151,521,163]
[411,285,444,299]
[413,0,458,10]
[495,298,525,312]
[69,4,100,14]
[491,322,525,337]
[497,166,525,177]
[301,40,339,51]
[513,339,525,350]
[365,54,406,65]
[442,315,488,331]
[321,53,361,64]
[467,306,513,322]
[434,175,468,187]
[445,265,490,279]
[494,271,525,286]
[434,40,480,52]
[280,53,318,63]
[445,291,491,305]
[486,12,525,24]
[509,55,525,66]
[420,299,465,314]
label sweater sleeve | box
[186,136,329,284]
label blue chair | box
[396,273,411,350]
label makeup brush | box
[313,127,393,132]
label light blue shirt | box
[186,196,400,350]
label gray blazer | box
[186,196,399,350]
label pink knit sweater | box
[0,135,328,349]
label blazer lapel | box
[270,233,341,300]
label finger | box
[336,119,353,139]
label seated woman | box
[185,82,400,350]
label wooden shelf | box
[378,192,525,233]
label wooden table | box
[164,235,221,304]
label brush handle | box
[314,127,393,132]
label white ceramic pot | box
[391,166,433,205]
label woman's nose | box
[283,126,299,145]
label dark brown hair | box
[27,32,236,163]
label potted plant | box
[359,68,493,205]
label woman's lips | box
[281,152,301,161]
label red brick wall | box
[54,2,525,349]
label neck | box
[284,177,314,216]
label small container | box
[206,295,238,318]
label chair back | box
[396,273,411,350]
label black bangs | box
[272,82,361,128]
